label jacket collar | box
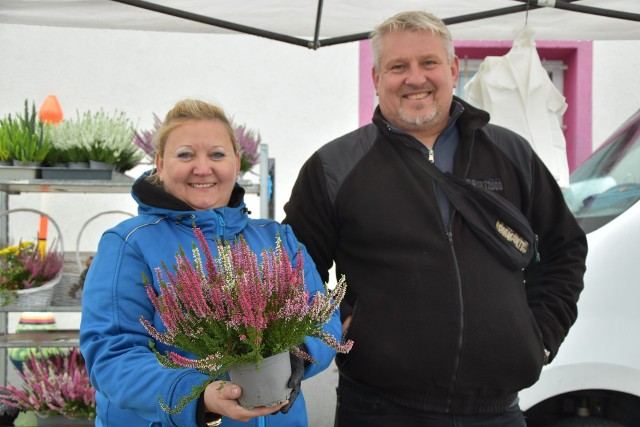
[131,170,249,237]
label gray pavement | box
[302,361,338,427]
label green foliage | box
[0,100,51,163]
[0,124,10,162]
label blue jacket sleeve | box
[79,230,208,426]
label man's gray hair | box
[370,11,455,70]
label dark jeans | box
[334,376,527,427]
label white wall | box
[592,40,640,148]
[0,24,359,252]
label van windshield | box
[563,111,640,234]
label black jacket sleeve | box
[524,153,588,361]
[283,152,337,285]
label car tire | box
[547,417,626,427]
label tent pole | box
[110,0,312,47]
[317,0,640,48]
[311,0,324,50]
[319,4,537,47]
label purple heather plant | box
[233,121,261,173]
[140,228,353,413]
[0,241,64,305]
[0,348,96,420]
[132,113,162,157]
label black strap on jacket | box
[407,152,538,270]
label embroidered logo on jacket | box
[466,178,503,191]
[495,220,529,254]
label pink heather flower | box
[172,246,212,318]
[232,122,261,173]
[1,240,63,292]
[132,113,162,156]
[140,229,354,415]
[0,348,96,420]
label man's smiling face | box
[373,30,459,138]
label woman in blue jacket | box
[79,99,341,427]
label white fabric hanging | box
[464,26,570,188]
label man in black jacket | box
[283,10,587,427]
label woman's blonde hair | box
[147,99,238,185]
[370,11,454,71]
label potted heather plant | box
[0,348,96,423]
[0,240,64,308]
[46,112,91,167]
[132,113,162,162]
[82,109,145,172]
[232,120,261,176]
[140,228,353,413]
[48,109,145,172]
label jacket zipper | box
[444,128,475,409]
[216,212,226,237]
[446,229,465,411]
[257,416,265,427]
[428,148,435,163]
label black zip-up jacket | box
[283,97,587,414]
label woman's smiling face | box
[156,119,240,211]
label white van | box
[520,109,640,426]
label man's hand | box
[280,351,305,414]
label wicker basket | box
[0,208,64,310]
[1,273,62,310]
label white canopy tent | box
[1,0,639,46]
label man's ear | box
[372,67,380,96]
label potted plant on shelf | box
[0,100,51,167]
[232,120,261,178]
[0,240,64,309]
[132,113,162,162]
[0,145,9,167]
[140,228,353,413]
[85,110,144,171]
[0,123,11,165]
[48,109,144,172]
[46,111,91,167]
[0,348,97,424]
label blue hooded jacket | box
[80,172,340,427]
